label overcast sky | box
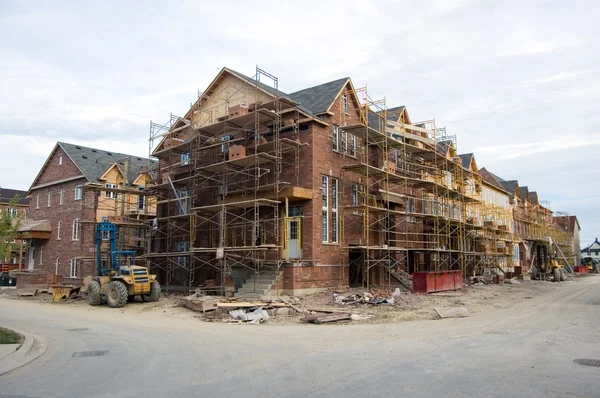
[1,0,598,246]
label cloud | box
[1,0,599,244]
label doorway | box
[28,246,35,270]
[349,250,363,287]
[287,218,302,259]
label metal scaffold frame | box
[144,67,305,294]
[339,86,472,290]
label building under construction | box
[145,67,579,295]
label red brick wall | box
[27,144,96,280]
[15,271,62,288]
[283,265,348,291]
[36,146,84,185]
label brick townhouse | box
[22,142,155,285]
[146,67,504,296]
[0,187,29,267]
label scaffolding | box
[339,87,473,289]
[145,67,307,293]
[78,163,155,270]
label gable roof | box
[224,67,290,99]
[582,238,600,251]
[478,167,506,191]
[458,153,473,170]
[59,142,152,184]
[529,191,539,206]
[288,77,349,115]
[0,188,28,205]
[519,186,530,202]
[554,215,580,232]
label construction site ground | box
[2,273,599,397]
[2,274,594,326]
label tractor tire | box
[553,268,561,282]
[88,280,103,306]
[560,268,567,281]
[141,280,161,303]
[106,281,128,308]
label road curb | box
[0,328,48,377]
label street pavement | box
[1,276,599,398]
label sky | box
[1,0,599,246]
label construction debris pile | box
[333,288,401,305]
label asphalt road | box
[1,276,600,398]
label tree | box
[0,195,28,264]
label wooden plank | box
[216,302,269,308]
[300,313,352,324]
[306,308,352,314]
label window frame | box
[331,177,338,243]
[36,194,40,209]
[70,258,77,278]
[105,183,118,199]
[57,220,62,240]
[72,218,80,241]
[59,188,64,205]
[47,191,52,207]
[332,125,339,152]
[342,94,348,114]
[74,186,83,201]
[321,176,328,243]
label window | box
[341,130,347,153]
[47,192,52,207]
[288,206,303,217]
[70,258,77,277]
[105,184,118,199]
[7,208,17,218]
[36,194,40,209]
[321,176,328,243]
[181,152,191,166]
[55,258,59,275]
[59,188,64,205]
[342,94,348,114]
[331,178,338,243]
[75,186,83,200]
[348,133,356,156]
[72,218,80,241]
[59,155,63,166]
[332,126,339,151]
[57,221,62,240]
[512,245,519,262]
[352,183,359,206]
[101,228,110,241]
[138,188,146,210]
[39,247,43,265]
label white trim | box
[72,218,80,241]
[321,175,328,243]
[59,188,64,205]
[29,175,87,191]
[332,125,339,151]
[105,183,118,199]
[57,220,61,240]
[70,258,77,277]
[74,186,83,200]
[331,177,338,243]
